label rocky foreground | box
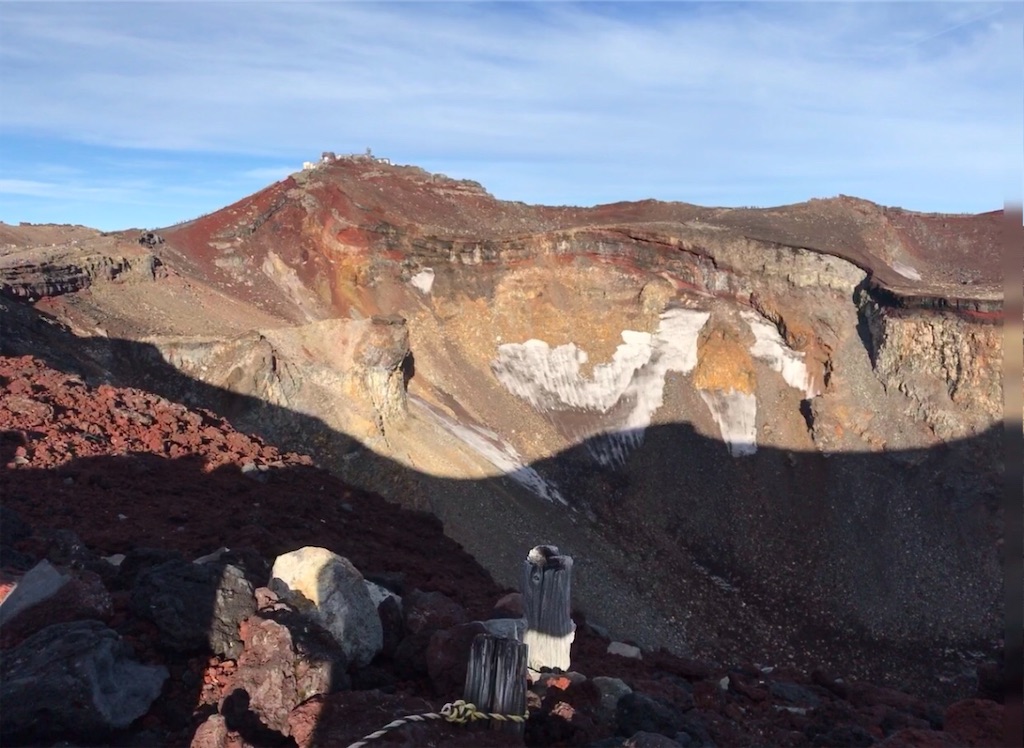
[0,354,1006,747]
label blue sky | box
[0,1,1020,230]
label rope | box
[345,699,529,748]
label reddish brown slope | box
[160,160,1004,317]
[0,354,501,616]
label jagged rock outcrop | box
[0,235,160,300]
[858,292,1002,438]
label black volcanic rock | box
[0,620,168,744]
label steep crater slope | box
[0,160,1003,698]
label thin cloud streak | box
[0,1,1019,228]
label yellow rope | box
[345,699,529,748]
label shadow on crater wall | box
[0,297,1007,744]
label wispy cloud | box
[0,178,140,202]
[0,1,1019,228]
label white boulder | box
[269,547,382,668]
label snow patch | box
[741,311,819,398]
[492,308,710,466]
[698,389,758,457]
[491,333,653,412]
[414,397,567,505]
[410,268,435,294]
[892,261,922,281]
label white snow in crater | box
[741,311,819,398]
[492,332,654,412]
[414,397,567,505]
[698,390,758,457]
[891,261,922,281]
[410,268,435,294]
[492,308,710,466]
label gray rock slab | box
[0,620,168,744]
[0,559,69,626]
[481,616,526,641]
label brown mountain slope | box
[159,159,1002,318]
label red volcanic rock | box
[425,621,488,698]
[189,714,229,748]
[943,698,1005,747]
[491,591,524,619]
[527,676,606,746]
[404,589,470,635]
[221,615,333,737]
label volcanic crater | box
[0,156,1007,746]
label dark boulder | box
[0,620,168,744]
[131,559,255,658]
[404,589,468,635]
[426,621,488,697]
[616,692,688,738]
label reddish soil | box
[0,354,501,619]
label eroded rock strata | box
[0,160,1004,707]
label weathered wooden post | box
[463,633,528,734]
[522,544,574,673]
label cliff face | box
[859,297,1002,439]
[0,232,161,301]
[0,161,1004,697]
